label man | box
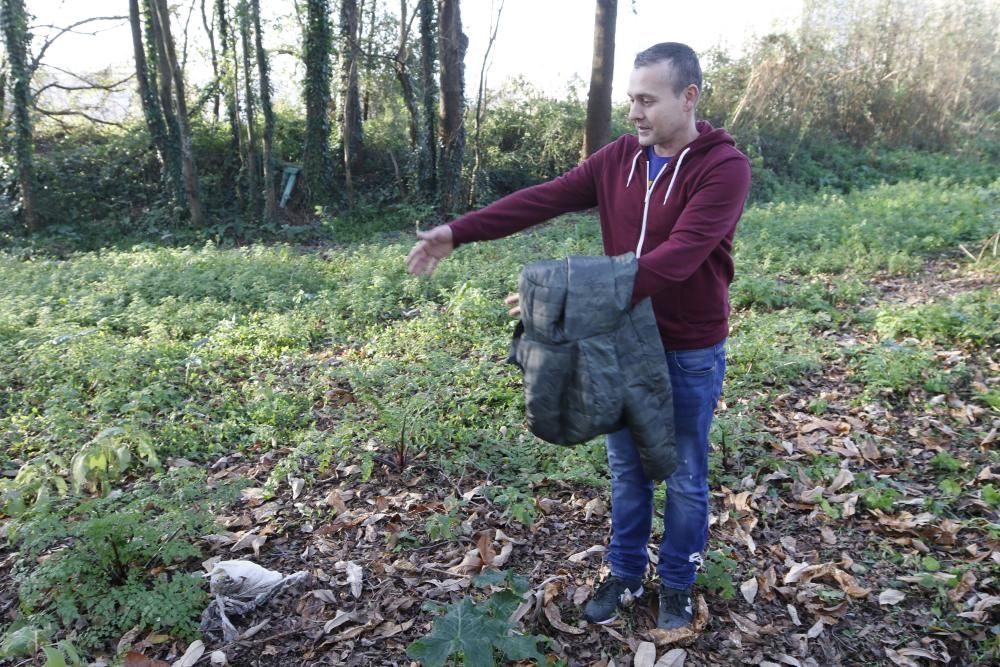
[406,42,750,630]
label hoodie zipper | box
[633,146,691,258]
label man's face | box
[626,61,695,156]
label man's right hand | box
[406,224,454,276]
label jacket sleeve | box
[632,155,751,299]
[447,147,606,247]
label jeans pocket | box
[670,346,717,377]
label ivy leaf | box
[494,634,551,663]
[406,598,495,667]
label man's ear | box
[684,84,700,112]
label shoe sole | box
[585,585,645,625]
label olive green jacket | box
[510,254,677,481]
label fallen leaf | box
[123,652,170,667]
[171,640,205,667]
[572,584,592,606]
[240,619,270,639]
[828,468,855,492]
[729,611,762,637]
[373,618,415,638]
[447,548,483,576]
[884,648,920,667]
[897,647,941,661]
[801,418,840,434]
[740,577,758,604]
[476,531,496,568]
[634,641,657,667]
[786,604,801,626]
[324,490,348,513]
[543,601,585,635]
[543,580,564,606]
[878,589,906,606]
[289,477,305,500]
[493,541,514,567]
[584,496,607,520]
[568,544,606,563]
[324,610,357,633]
[654,648,687,667]
[241,487,265,506]
[946,569,976,603]
[209,651,227,666]
[806,619,824,639]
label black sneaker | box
[582,576,644,624]
[658,585,693,630]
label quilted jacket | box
[509,253,677,481]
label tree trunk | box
[144,0,186,208]
[201,0,220,122]
[302,0,334,206]
[1,0,36,229]
[437,0,467,217]
[418,0,437,197]
[152,0,204,226]
[130,0,178,205]
[251,0,276,220]
[339,0,363,202]
[238,0,261,217]
[393,0,420,149]
[217,0,245,212]
[582,0,617,159]
[361,0,376,121]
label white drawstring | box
[662,147,690,205]
[625,149,643,188]
[635,146,691,258]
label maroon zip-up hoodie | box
[449,120,751,350]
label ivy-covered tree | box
[251,0,276,219]
[1,0,36,229]
[150,0,204,226]
[129,0,183,207]
[237,0,261,217]
[437,0,467,217]
[418,0,437,197]
[216,0,244,212]
[339,0,363,200]
[302,0,334,205]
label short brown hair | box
[634,42,702,95]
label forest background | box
[0,0,998,665]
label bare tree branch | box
[35,73,135,96]
[30,16,129,74]
[33,106,125,127]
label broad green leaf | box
[56,640,82,667]
[0,625,47,658]
[42,645,68,667]
[406,636,454,667]
[473,569,508,588]
[407,598,496,667]
[495,634,551,663]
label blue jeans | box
[605,340,726,589]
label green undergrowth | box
[0,176,998,656]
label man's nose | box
[628,102,642,120]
